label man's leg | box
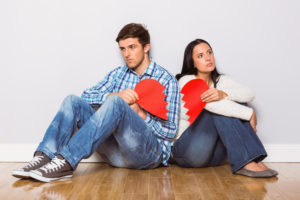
[12,95,95,179]
[36,95,95,159]
[30,95,162,182]
[60,95,162,169]
[172,110,227,168]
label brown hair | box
[116,23,150,47]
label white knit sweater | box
[176,74,255,140]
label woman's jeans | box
[36,95,162,170]
[172,110,267,173]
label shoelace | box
[40,157,66,173]
[25,156,43,169]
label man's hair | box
[116,23,150,47]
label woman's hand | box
[250,111,257,132]
[201,88,227,103]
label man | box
[12,23,180,182]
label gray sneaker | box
[12,151,51,178]
[29,155,73,182]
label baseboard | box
[0,144,299,162]
[0,144,104,162]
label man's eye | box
[208,51,213,55]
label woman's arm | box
[205,99,253,121]
[217,75,255,103]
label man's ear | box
[144,44,150,54]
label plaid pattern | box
[81,61,180,166]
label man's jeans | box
[36,95,162,169]
[172,110,267,172]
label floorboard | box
[1,162,299,200]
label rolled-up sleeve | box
[81,68,119,104]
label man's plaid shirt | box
[81,61,180,166]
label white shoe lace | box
[40,157,66,174]
[25,156,43,169]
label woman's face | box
[192,43,216,74]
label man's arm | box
[108,88,139,105]
[81,68,119,104]
[108,88,146,119]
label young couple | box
[12,23,277,182]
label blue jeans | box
[36,95,162,170]
[172,110,267,172]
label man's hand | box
[250,111,257,132]
[201,88,227,103]
[109,88,139,105]
[130,103,147,120]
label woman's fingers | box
[201,88,226,102]
[201,88,218,102]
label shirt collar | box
[143,61,156,76]
[126,60,156,77]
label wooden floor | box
[0,162,299,200]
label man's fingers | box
[125,89,139,101]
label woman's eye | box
[198,55,203,58]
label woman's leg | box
[211,114,267,173]
[172,110,227,168]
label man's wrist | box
[139,110,147,120]
[108,92,118,97]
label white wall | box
[1,0,300,148]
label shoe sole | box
[235,168,277,178]
[12,170,30,179]
[29,171,73,183]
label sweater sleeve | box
[205,99,253,120]
[218,75,255,103]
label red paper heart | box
[181,79,209,125]
[134,79,168,120]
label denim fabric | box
[172,110,267,172]
[37,95,162,170]
[81,61,180,166]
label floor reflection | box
[9,164,283,200]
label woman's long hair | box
[175,39,221,88]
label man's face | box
[118,38,149,70]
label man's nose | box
[124,49,130,57]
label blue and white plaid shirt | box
[81,61,180,166]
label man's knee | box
[106,95,124,104]
[60,95,83,115]
[103,95,126,111]
[62,95,81,106]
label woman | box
[172,39,277,177]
